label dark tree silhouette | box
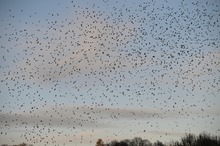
[181,133,196,146]
[96,139,104,146]
[154,140,165,146]
[106,137,152,146]
[109,141,128,146]
[132,137,143,146]
[105,132,220,146]
[196,132,220,146]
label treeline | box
[96,132,220,146]
[2,132,220,146]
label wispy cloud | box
[0,105,164,130]
[2,104,218,131]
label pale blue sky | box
[0,0,220,146]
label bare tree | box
[132,137,143,146]
[181,133,196,146]
[96,139,104,146]
[154,140,164,146]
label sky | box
[0,0,220,146]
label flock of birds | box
[0,0,219,145]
